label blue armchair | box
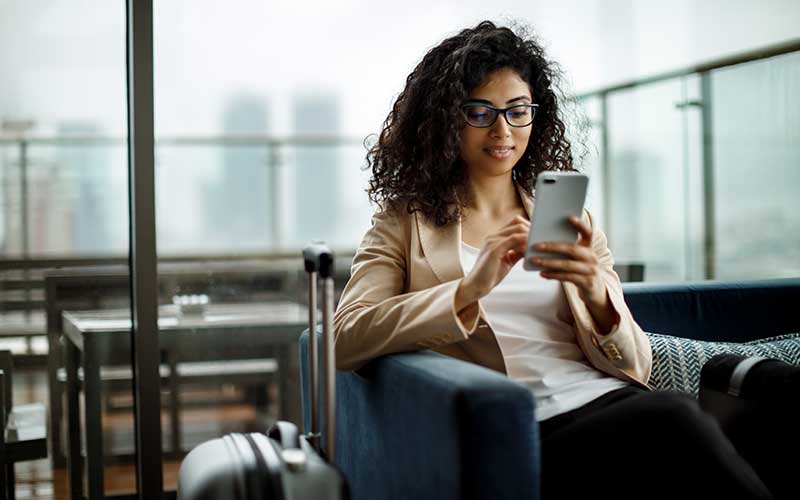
[299,278,800,500]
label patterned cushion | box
[645,332,800,397]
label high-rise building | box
[203,93,271,252]
[291,92,341,247]
[57,121,117,255]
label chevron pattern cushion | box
[645,332,800,397]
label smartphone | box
[523,171,589,271]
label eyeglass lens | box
[463,105,534,127]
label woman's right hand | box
[455,215,529,310]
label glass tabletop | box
[64,301,310,333]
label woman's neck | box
[464,172,521,219]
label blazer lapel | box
[416,210,464,284]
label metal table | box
[43,263,300,467]
[62,301,308,500]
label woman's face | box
[459,67,533,179]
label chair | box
[0,350,48,499]
[299,278,800,500]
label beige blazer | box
[333,188,653,390]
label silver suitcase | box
[177,244,347,500]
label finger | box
[500,214,530,232]
[493,233,528,256]
[540,271,590,289]
[493,221,529,238]
[568,215,593,247]
[508,214,530,226]
[530,257,593,275]
[532,242,595,262]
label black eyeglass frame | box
[460,103,539,128]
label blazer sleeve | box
[333,209,479,371]
[573,210,653,384]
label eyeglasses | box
[461,103,539,128]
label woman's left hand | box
[528,215,606,308]
[528,215,620,335]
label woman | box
[333,21,775,500]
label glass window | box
[0,1,135,498]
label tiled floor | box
[10,366,276,499]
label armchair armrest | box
[299,329,540,500]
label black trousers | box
[538,386,776,500]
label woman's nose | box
[490,114,511,138]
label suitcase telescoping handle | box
[302,243,336,462]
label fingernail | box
[534,243,546,250]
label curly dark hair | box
[366,20,580,226]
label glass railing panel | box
[155,142,275,255]
[0,141,23,256]
[578,95,606,230]
[24,141,128,256]
[710,51,800,279]
[606,77,700,281]
[278,142,372,251]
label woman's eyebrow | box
[464,96,532,105]
[506,95,531,104]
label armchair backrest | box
[623,278,800,342]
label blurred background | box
[0,0,798,498]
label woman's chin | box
[469,162,517,178]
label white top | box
[460,242,629,421]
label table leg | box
[64,338,83,500]
[84,339,104,499]
[277,345,289,423]
[285,342,302,426]
[48,330,65,467]
[167,350,181,455]
[5,463,15,500]
[277,344,302,426]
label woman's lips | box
[483,146,514,160]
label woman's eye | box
[465,106,492,121]
[510,110,530,118]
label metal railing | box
[0,134,365,260]
[577,38,800,99]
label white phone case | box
[523,172,589,271]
